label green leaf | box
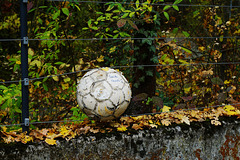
[136,0,140,8]
[91,26,98,30]
[150,56,159,63]
[163,12,169,20]
[220,35,223,42]
[181,47,192,53]
[106,5,114,11]
[62,8,69,16]
[96,12,103,14]
[174,0,183,4]
[53,10,60,20]
[82,27,89,30]
[121,13,129,18]
[161,54,168,60]
[182,31,190,37]
[39,6,47,9]
[87,19,92,27]
[163,5,171,11]
[129,12,135,17]
[43,83,48,91]
[15,108,22,113]
[211,77,224,85]
[113,34,119,39]
[55,62,64,65]
[173,27,179,34]
[173,5,179,11]
[146,70,153,76]
[0,85,8,90]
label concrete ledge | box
[1,118,240,160]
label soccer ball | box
[76,67,132,121]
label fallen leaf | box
[117,125,127,132]
[181,116,190,125]
[162,106,171,112]
[211,120,221,126]
[161,119,171,126]
[132,124,143,130]
[45,138,56,145]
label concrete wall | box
[1,118,240,160]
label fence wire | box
[1,61,240,85]
[1,36,240,42]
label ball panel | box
[90,69,107,81]
[77,76,94,96]
[76,94,84,108]
[114,101,129,117]
[110,90,125,106]
[95,100,114,117]
[82,94,97,111]
[91,81,112,101]
[107,72,125,90]
[122,84,132,102]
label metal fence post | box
[20,0,29,133]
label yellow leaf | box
[16,61,21,64]
[131,115,144,121]
[109,46,116,53]
[21,135,33,144]
[52,76,59,81]
[1,126,7,132]
[117,125,127,132]
[61,83,69,90]
[224,105,235,112]
[28,48,34,56]
[148,120,153,124]
[45,138,56,145]
[229,86,236,94]
[224,80,231,84]
[162,106,171,112]
[60,126,71,138]
[79,58,84,65]
[97,55,104,62]
[101,67,109,71]
[226,111,237,116]
[198,46,205,51]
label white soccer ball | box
[76,67,132,121]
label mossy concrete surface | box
[1,119,240,160]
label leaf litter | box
[1,105,240,145]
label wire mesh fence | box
[0,0,240,128]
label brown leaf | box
[152,96,163,107]
[161,119,171,126]
[182,96,193,102]
[132,124,143,130]
[132,93,148,101]
[117,19,126,28]
[127,20,139,31]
